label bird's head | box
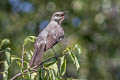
[51,11,68,24]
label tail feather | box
[30,43,45,67]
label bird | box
[29,11,67,67]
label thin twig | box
[21,45,24,69]
[10,52,67,80]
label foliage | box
[0,36,81,80]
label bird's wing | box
[45,33,58,50]
[45,27,64,50]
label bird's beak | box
[61,11,69,17]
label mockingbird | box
[30,11,67,67]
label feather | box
[29,42,45,67]
[46,33,58,50]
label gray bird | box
[30,11,67,67]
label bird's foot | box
[55,55,58,60]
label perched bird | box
[30,11,67,67]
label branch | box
[10,52,67,80]
[21,45,25,69]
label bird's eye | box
[55,14,59,17]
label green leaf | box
[25,68,31,80]
[60,56,66,76]
[5,48,11,65]
[31,72,37,80]
[4,61,9,73]
[49,62,58,75]
[3,48,11,80]
[44,58,57,68]
[0,39,10,49]
[68,49,75,64]
[48,69,56,80]
[25,61,30,69]
[39,68,44,80]
[16,61,22,66]
[3,61,9,80]
[68,48,80,71]
[16,61,24,74]
[74,44,82,54]
[11,55,21,61]
[74,55,80,71]
[51,69,56,80]
[44,60,58,78]
[48,69,53,80]
[43,71,48,80]
[3,71,8,80]
[25,50,33,61]
[16,61,25,78]
[24,36,36,45]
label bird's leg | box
[51,47,58,60]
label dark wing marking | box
[45,33,58,50]
[45,27,64,50]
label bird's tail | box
[29,43,45,67]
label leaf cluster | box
[0,36,82,80]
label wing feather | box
[45,33,58,50]
[30,38,45,67]
[46,27,64,50]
